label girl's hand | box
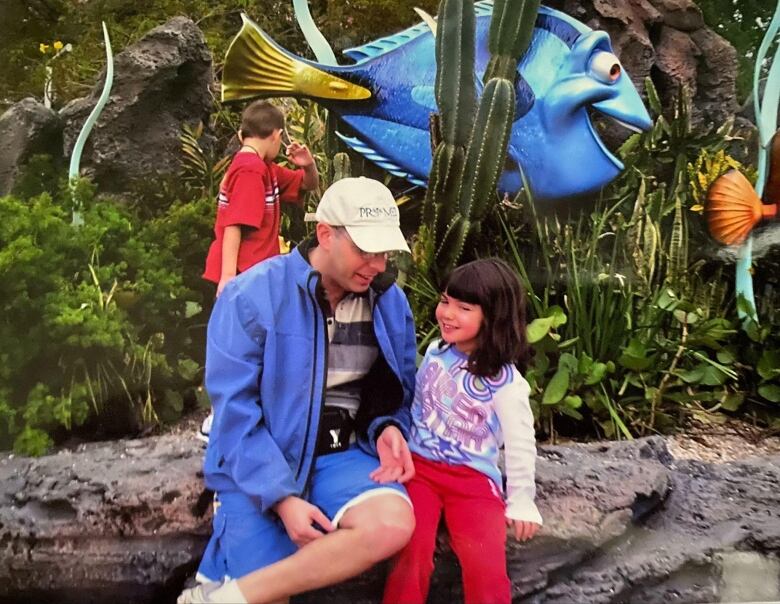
[371,425,415,484]
[507,518,541,542]
[286,142,315,167]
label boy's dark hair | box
[240,100,285,139]
[440,258,529,377]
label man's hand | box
[274,496,335,547]
[507,518,541,542]
[286,142,315,167]
[370,425,415,484]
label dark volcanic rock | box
[0,98,63,196]
[60,17,213,197]
[0,435,209,604]
[2,435,778,603]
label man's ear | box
[316,223,335,250]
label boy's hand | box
[507,518,541,542]
[274,496,335,547]
[286,142,315,167]
[371,425,415,484]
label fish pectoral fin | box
[335,131,426,187]
[706,170,764,245]
[222,13,371,103]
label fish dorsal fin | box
[335,131,426,187]
[343,23,431,62]
[343,1,494,62]
[706,169,763,245]
[473,0,494,17]
[222,14,371,103]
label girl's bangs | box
[442,266,483,305]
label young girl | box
[383,258,542,604]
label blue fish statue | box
[222,0,653,200]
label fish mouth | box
[587,108,643,171]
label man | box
[179,177,417,604]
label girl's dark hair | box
[440,258,529,377]
[240,100,285,139]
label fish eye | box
[590,51,622,84]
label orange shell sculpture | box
[705,170,764,246]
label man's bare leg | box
[235,494,414,604]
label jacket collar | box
[293,238,397,295]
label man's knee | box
[342,494,415,561]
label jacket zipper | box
[296,273,329,485]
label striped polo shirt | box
[322,290,379,417]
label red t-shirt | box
[203,152,304,283]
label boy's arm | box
[218,225,242,297]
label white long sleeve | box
[494,373,543,524]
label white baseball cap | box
[314,177,411,254]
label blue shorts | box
[196,445,410,582]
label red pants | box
[383,454,511,604]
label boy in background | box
[203,100,319,296]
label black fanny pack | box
[315,407,356,456]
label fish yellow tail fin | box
[222,14,371,103]
[706,170,763,245]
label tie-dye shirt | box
[409,340,542,524]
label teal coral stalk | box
[738,0,780,319]
[69,22,113,226]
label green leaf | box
[758,350,780,380]
[563,395,583,409]
[559,353,578,373]
[542,368,570,405]
[185,301,202,319]
[178,358,201,382]
[527,316,554,344]
[721,392,745,411]
[585,362,608,385]
[716,349,736,365]
[758,384,780,403]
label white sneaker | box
[197,412,213,444]
[177,579,247,604]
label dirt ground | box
[667,417,780,463]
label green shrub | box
[0,184,212,455]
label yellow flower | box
[53,40,64,51]
[39,43,50,54]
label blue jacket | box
[203,241,417,513]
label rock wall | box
[2,434,778,603]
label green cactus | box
[331,151,351,182]
[434,0,476,147]
[415,0,540,282]
[456,78,515,221]
[485,0,541,82]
